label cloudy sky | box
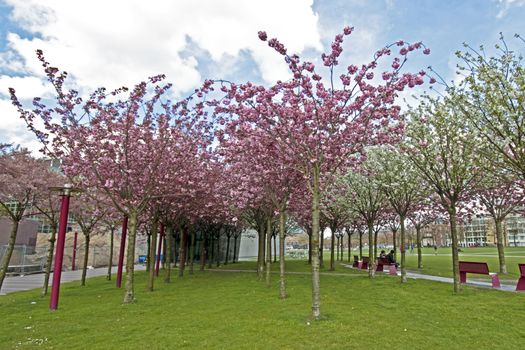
[1,0,525,153]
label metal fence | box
[0,245,47,275]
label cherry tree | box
[0,148,50,290]
[216,27,429,318]
[405,95,484,292]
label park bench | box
[360,256,369,270]
[458,261,500,288]
[352,255,359,268]
[516,264,525,291]
[375,257,397,275]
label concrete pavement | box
[0,265,146,295]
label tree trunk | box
[368,223,375,278]
[123,211,138,304]
[392,229,397,261]
[215,231,221,267]
[233,235,238,263]
[189,229,195,274]
[208,234,213,269]
[347,232,351,262]
[308,229,312,264]
[279,209,287,299]
[200,233,206,271]
[147,219,158,291]
[329,226,336,271]
[0,219,20,290]
[400,215,407,283]
[165,226,173,283]
[179,228,187,277]
[257,222,265,279]
[146,234,151,272]
[42,224,57,296]
[319,230,324,269]
[359,232,363,259]
[107,227,114,281]
[373,229,378,267]
[81,234,90,286]
[310,167,322,319]
[449,207,460,293]
[225,233,231,265]
[416,226,423,269]
[495,218,507,274]
[265,217,272,287]
[273,234,277,263]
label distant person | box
[386,250,399,268]
[434,245,438,255]
[379,250,386,259]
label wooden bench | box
[376,257,397,275]
[352,255,360,268]
[516,264,525,291]
[459,261,500,288]
[360,256,369,270]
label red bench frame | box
[516,264,525,291]
[360,256,369,270]
[376,257,397,275]
[459,261,500,288]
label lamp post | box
[49,184,80,311]
[116,215,128,288]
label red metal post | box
[116,216,128,288]
[72,231,78,271]
[155,224,164,276]
[49,192,71,311]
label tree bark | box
[319,230,324,269]
[107,227,114,281]
[179,228,187,277]
[359,232,363,259]
[146,234,151,272]
[200,233,206,271]
[225,232,231,265]
[392,229,397,261]
[208,234,213,269]
[308,228,312,264]
[265,217,272,287]
[495,218,507,274]
[0,220,20,290]
[147,219,158,291]
[257,221,265,279]
[165,226,173,283]
[273,234,277,263]
[449,207,460,293]
[215,231,221,267]
[347,232,351,262]
[279,209,287,299]
[232,234,238,263]
[189,229,195,274]
[123,211,138,304]
[368,223,375,278]
[329,226,336,271]
[81,234,90,286]
[42,224,57,296]
[310,166,322,319]
[416,226,423,269]
[400,215,407,283]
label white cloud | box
[0,0,322,152]
[497,0,525,18]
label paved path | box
[209,266,519,292]
[0,265,146,295]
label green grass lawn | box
[2,267,525,349]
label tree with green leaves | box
[404,95,484,292]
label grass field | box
[2,262,525,349]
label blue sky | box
[0,0,524,152]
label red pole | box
[116,216,128,288]
[49,192,71,311]
[72,231,78,271]
[155,224,164,276]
